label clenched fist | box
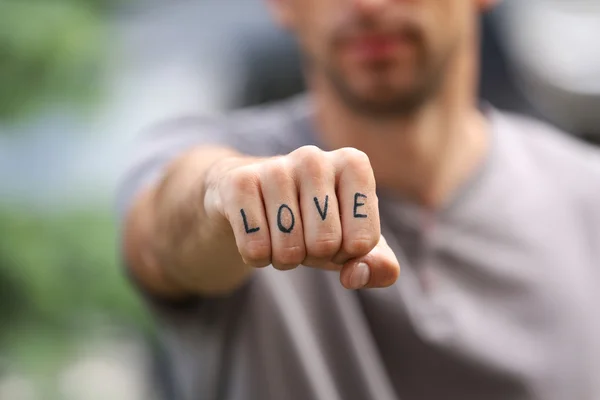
[204,145,400,290]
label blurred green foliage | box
[0,0,126,121]
[0,207,151,374]
[0,1,152,396]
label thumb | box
[339,235,400,290]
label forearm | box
[123,146,254,299]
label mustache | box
[330,9,424,45]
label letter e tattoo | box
[353,193,368,218]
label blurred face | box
[272,0,488,117]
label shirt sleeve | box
[116,116,235,223]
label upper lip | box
[346,32,397,42]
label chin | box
[354,82,417,103]
[340,82,429,117]
[328,65,430,116]
[353,68,418,92]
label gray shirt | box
[117,95,600,400]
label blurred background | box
[0,0,598,399]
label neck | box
[310,39,489,210]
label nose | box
[351,0,390,16]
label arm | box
[123,145,254,299]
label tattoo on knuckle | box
[313,195,330,221]
[240,209,260,234]
[353,192,368,218]
[239,203,300,237]
[276,204,296,233]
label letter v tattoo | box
[313,195,329,221]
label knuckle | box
[262,159,292,188]
[273,244,306,267]
[293,145,323,160]
[225,167,259,197]
[306,158,329,181]
[307,235,342,259]
[294,145,325,166]
[338,147,371,169]
[240,240,271,266]
[293,146,330,181]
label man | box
[118,0,600,399]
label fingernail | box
[350,262,370,289]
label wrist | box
[126,188,197,299]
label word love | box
[240,192,368,234]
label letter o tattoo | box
[277,204,295,233]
